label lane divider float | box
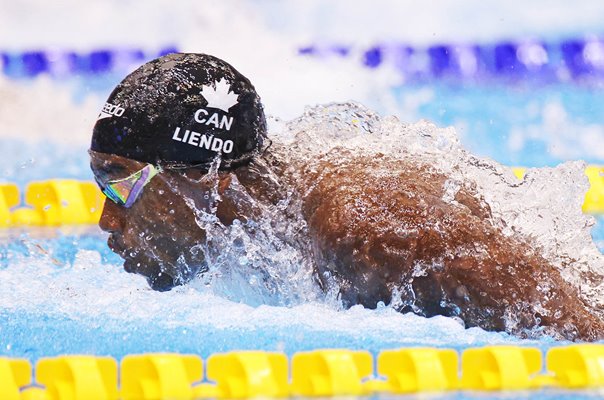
[0,180,103,227]
[2,345,604,399]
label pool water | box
[1,59,603,355]
[0,98,602,362]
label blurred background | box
[1,0,603,228]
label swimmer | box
[90,53,604,341]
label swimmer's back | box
[300,156,604,340]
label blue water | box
[395,82,604,166]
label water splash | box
[181,157,329,307]
[267,102,604,318]
[134,102,604,335]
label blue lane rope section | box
[3,37,604,82]
[297,37,604,82]
[0,46,178,78]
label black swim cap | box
[91,53,267,169]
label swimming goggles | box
[96,164,160,208]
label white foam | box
[0,247,521,349]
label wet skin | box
[91,151,604,340]
[300,155,604,340]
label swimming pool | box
[1,1,604,398]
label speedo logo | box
[97,102,125,120]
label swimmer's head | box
[90,53,265,290]
[91,52,267,169]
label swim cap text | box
[172,127,234,154]
[194,108,234,131]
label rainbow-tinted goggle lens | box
[96,164,160,208]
